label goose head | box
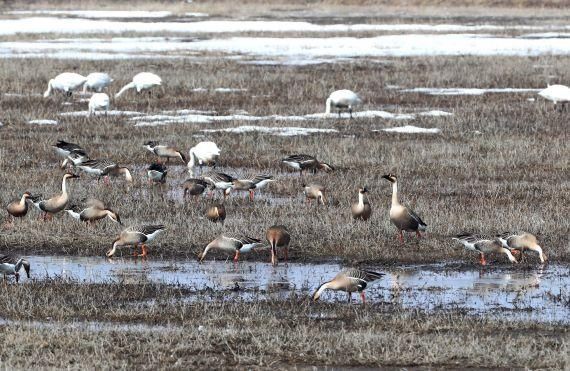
[64,173,80,180]
[318,162,335,172]
[381,174,397,183]
[105,209,122,225]
[144,141,158,151]
[358,187,369,194]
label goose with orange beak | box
[313,268,384,304]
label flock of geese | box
[0,70,549,303]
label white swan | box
[88,93,110,116]
[44,72,87,97]
[538,84,570,110]
[115,72,162,98]
[83,73,113,93]
[188,141,221,176]
[325,90,362,119]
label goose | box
[538,84,570,110]
[77,159,132,183]
[61,149,90,169]
[205,203,226,224]
[351,187,372,221]
[144,141,187,164]
[0,254,31,283]
[53,140,87,159]
[6,192,32,220]
[203,172,236,198]
[225,175,275,201]
[313,268,384,304]
[65,198,122,225]
[303,183,326,206]
[381,174,427,243]
[497,232,546,263]
[453,234,517,265]
[115,72,162,98]
[147,163,167,184]
[183,178,210,200]
[44,72,87,97]
[187,141,221,176]
[266,225,291,266]
[83,72,113,93]
[325,90,362,119]
[107,225,166,258]
[36,173,79,219]
[88,93,110,116]
[281,154,334,176]
[199,234,262,262]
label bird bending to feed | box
[313,268,384,304]
[53,139,87,159]
[325,90,362,119]
[115,72,162,98]
[381,174,427,243]
[6,192,32,220]
[107,225,166,258]
[183,178,210,200]
[0,254,30,283]
[61,149,90,169]
[36,173,79,219]
[452,234,517,265]
[205,204,226,224]
[303,183,327,206]
[187,141,221,176]
[88,93,110,116]
[83,72,113,93]
[203,172,236,198]
[351,187,372,221]
[497,232,546,263]
[281,154,334,176]
[77,159,132,184]
[44,72,87,97]
[199,234,262,262]
[144,141,187,164]
[266,225,291,266]
[538,84,570,110]
[65,198,121,225]
[147,163,167,185]
[225,175,275,201]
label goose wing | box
[342,268,385,283]
[282,154,316,165]
[405,206,427,227]
[0,254,19,265]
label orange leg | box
[360,291,366,305]
[416,231,422,239]
[398,230,404,244]
[233,249,240,262]
[249,190,254,202]
[271,248,277,266]
[133,244,139,256]
[479,253,487,266]
[138,244,148,258]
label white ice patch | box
[379,125,441,134]
[28,119,58,125]
[6,11,173,18]
[401,88,542,95]
[59,110,143,117]
[418,110,454,116]
[202,126,338,136]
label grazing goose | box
[452,234,517,265]
[225,175,275,201]
[107,225,166,258]
[65,198,121,225]
[188,141,221,176]
[88,93,110,116]
[78,159,132,183]
[303,183,327,206]
[205,204,226,224]
[6,192,32,220]
[0,254,30,283]
[313,268,384,304]
[203,172,236,198]
[144,141,187,164]
[53,139,87,159]
[44,72,87,97]
[36,173,78,219]
[381,174,427,243]
[115,72,162,98]
[325,90,362,119]
[199,234,262,262]
[281,154,334,176]
[83,72,113,93]
[266,225,291,266]
[147,163,167,184]
[351,187,372,221]
[497,232,547,263]
[183,178,210,200]
[538,84,570,110]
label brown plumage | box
[6,192,32,218]
[144,141,187,164]
[497,232,546,263]
[351,187,372,221]
[199,234,262,262]
[303,183,326,206]
[107,225,166,258]
[313,268,384,304]
[37,173,79,219]
[266,225,291,266]
[183,178,210,201]
[205,204,226,224]
[281,154,334,176]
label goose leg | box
[360,291,366,305]
[398,230,404,244]
[347,293,352,303]
[349,108,353,119]
[133,244,139,256]
[138,244,148,258]
[479,253,487,266]
[233,249,240,263]
[416,231,422,239]
[249,190,254,202]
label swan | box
[538,84,570,110]
[83,72,113,93]
[325,90,362,118]
[188,141,221,176]
[88,93,110,116]
[44,72,87,97]
[115,72,162,98]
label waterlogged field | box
[0,0,569,368]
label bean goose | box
[199,234,262,262]
[107,225,166,258]
[78,159,132,184]
[36,173,79,219]
[281,154,334,176]
[313,268,384,304]
[144,141,187,164]
[183,178,210,201]
[0,254,31,283]
[497,232,546,263]
[225,175,275,201]
[205,204,226,224]
[65,198,121,225]
[381,174,427,243]
[266,225,291,266]
[203,172,236,198]
[147,163,167,184]
[6,192,32,219]
[452,234,517,265]
[303,183,327,206]
[351,187,372,221]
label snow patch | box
[379,125,441,134]
[6,10,173,18]
[28,119,58,125]
[418,110,453,116]
[401,88,541,95]
[202,126,338,136]
[59,110,143,117]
